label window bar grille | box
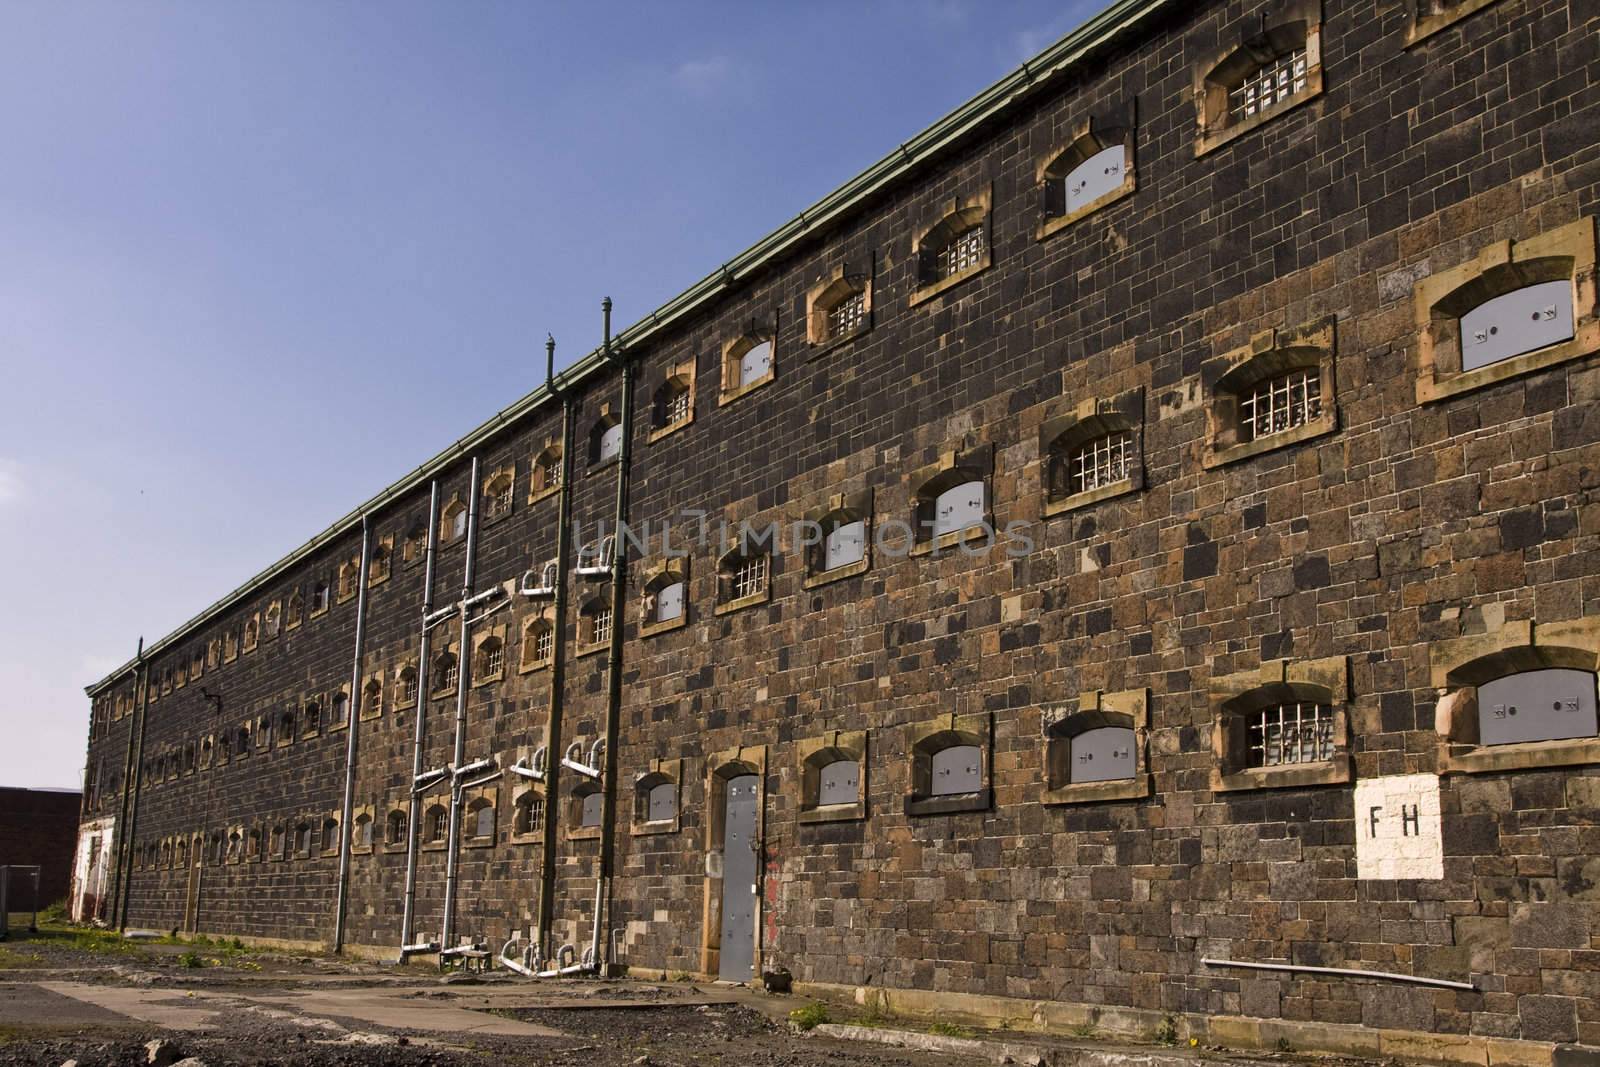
[827,291,866,338]
[592,607,613,646]
[1247,703,1335,767]
[534,628,553,663]
[1230,48,1309,121]
[937,227,985,279]
[1070,431,1132,495]
[733,556,768,600]
[1239,369,1320,442]
[666,388,691,425]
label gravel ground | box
[0,927,982,1067]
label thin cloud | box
[672,56,733,95]
[0,460,22,504]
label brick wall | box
[82,0,1600,1050]
[0,787,83,909]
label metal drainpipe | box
[399,481,442,957]
[536,337,575,964]
[593,297,634,972]
[109,639,144,931]
[333,515,374,953]
[117,643,153,933]
[194,689,225,937]
[440,457,482,953]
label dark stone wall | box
[0,787,82,909]
[79,0,1600,1046]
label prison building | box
[75,0,1600,1059]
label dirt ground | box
[0,924,985,1066]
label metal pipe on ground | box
[1200,957,1475,990]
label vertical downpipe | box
[333,515,374,952]
[537,338,575,962]
[594,297,634,971]
[440,457,482,952]
[399,481,442,954]
[110,639,145,932]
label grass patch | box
[177,951,207,969]
[0,946,45,969]
[788,1003,831,1031]
[927,1021,977,1039]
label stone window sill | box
[508,832,541,846]
[359,709,381,722]
[798,801,865,825]
[327,720,348,733]
[1418,335,1599,405]
[577,642,608,659]
[1043,775,1151,807]
[473,672,504,688]
[567,826,602,842]
[632,819,680,837]
[394,698,417,713]
[422,841,447,852]
[1036,180,1135,242]
[368,572,390,589]
[351,845,372,856]
[909,522,996,558]
[464,837,494,850]
[384,843,408,854]
[648,415,693,444]
[242,642,258,655]
[481,508,513,529]
[310,605,330,619]
[715,590,769,617]
[909,257,991,308]
[718,371,775,407]
[1042,477,1140,519]
[276,738,295,749]
[285,620,302,632]
[905,788,991,817]
[1211,755,1351,794]
[518,659,551,675]
[803,558,870,589]
[1195,80,1322,158]
[527,485,560,506]
[336,592,356,606]
[587,454,621,478]
[641,615,688,639]
[1203,412,1336,469]
[1405,0,1504,47]
[1439,737,1600,776]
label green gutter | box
[85,0,1173,697]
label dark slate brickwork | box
[79,0,1600,1047]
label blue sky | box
[0,0,1104,791]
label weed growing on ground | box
[927,1021,977,1039]
[788,1003,830,1031]
[1155,1016,1178,1046]
[177,951,206,969]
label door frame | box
[700,744,766,981]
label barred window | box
[1247,703,1335,767]
[486,475,514,518]
[732,555,768,600]
[665,386,691,425]
[590,605,613,646]
[534,626,554,663]
[398,667,418,705]
[1229,48,1308,122]
[826,290,867,339]
[514,792,544,835]
[427,806,448,842]
[1070,431,1133,496]
[935,227,985,281]
[436,653,459,691]
[1240,369,1321,443]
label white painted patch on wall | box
[1354,773,1443,880]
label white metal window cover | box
[732,555,768,600]
[1247,702,1335,767]
[1476,668,1598,747]
[824,520,866,571]
[1070,431,1133,495]
[473,805,494,839]
[1068,725,1137,783]
[930,744,982,795]
[817,758,860,806]
[1460,280,1575,371]
[1064,144,1126,214]
[932,480,986,538]
[647,782,677,822]
[655,581,685,622]
[451,509,468,538]
[580,791,604,827]
[1239,368,1321,443]
[597,422,624,463]
[826,290,867,338]
[1229,47,1308,121]
[936,227,985,280]
[739,341,773,385]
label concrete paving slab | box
[36,982,223,1030]
[243,986,566,1038]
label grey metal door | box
[718,775,758,982]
